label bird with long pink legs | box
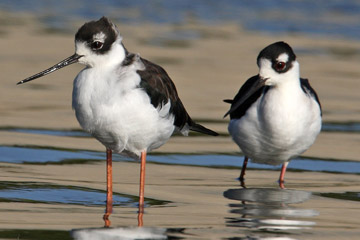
[18,17,218,227]
[224,42,321,188]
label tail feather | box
[189,122,219,136]
[223,99,233,104]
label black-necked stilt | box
[224,41,321,188]
[17,17,218,226]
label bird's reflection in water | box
[102,197,145,227]
[72,227,167,240]
[223,187,318,238]
[73,203,185,239]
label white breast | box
[72,63,175,158]
[229,82,321,165]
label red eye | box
[91,41,103,50]
[275,61,286,71]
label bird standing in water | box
[18,17,218,226]
[224,42,321,188]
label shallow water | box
[2,0,360,39]
[0,181,168,207]
[1,128,360,239]
[1,126,360,239]
[2,145,360,174]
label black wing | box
[224,75,266,119]
[136,57,218,136]
[300,78,322,115]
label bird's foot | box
[278,180,285,189]
[237,176,247,188]
[137,204,145,227]
[103,213,111,228]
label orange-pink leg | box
[137,150,146,227]
[103,148,113,227]
[279,162,289,189]
[239,156,249,187]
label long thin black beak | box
[224,77,268,117]
[17,54,82,85]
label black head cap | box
[257,41,296,73]
[75,17,118,54]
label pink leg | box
[103,148,113,227]
[279,162,289,189]
[138,150,146,227]
[239,156,248,183]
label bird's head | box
[17,17,125,85]
[75,17,125,67]
[257,41,299,86]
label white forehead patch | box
[277,53,289,63]
[93,32,106,42]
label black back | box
[138,58,188,128]
[300,78,322,115]
[225,75,268,119]
[225,76,322,120]
[124,53,218,136]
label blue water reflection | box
[0,188,133,206]
[1,0,360,39]
[1,146,359,174]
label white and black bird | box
[18,17,218,226]
[224,41,321,188]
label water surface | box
[1,0,360,39]
[1,145,360,174]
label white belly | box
[72,66,175,158]
[229,87,321,165]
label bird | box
[224,41,321,188]
[17,16,218,227]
